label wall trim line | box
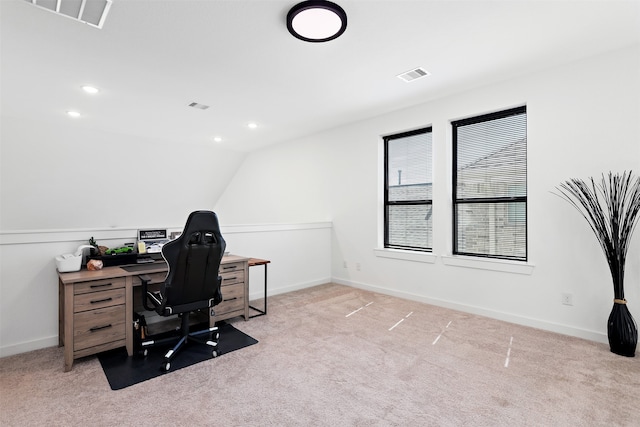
[0,222,333,245]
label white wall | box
[222,223,332,300]
[214,136,333,224]
[216,45,640,343]
[0,116,246,230]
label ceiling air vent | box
[188,102,210,110]
[397,67,430,83]
[24,0,112,29]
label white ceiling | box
[2,0,639,152]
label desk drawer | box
[74,278,125,295]
[74,305,125,351]
[221,269,244,286]
[74,288,125,313]
[220,262,244,274]
[215,283,245,315]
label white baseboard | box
[0,336,59,358]
[248,277,331,301]
[333,277,609,345]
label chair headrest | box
[182,211,222,236]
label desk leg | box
[249,264,267,318]
[63,282,74,372]
[58,279,64,348]
[125,276,133,356]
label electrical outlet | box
[356,262,361,271]
[561,293,573,306]
[343,261,347,268]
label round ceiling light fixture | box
[287,1,347,43]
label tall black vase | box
[607,300,638,357]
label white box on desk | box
[55,253,82,272]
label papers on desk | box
[144,240,168,253]
[138,229,169,254]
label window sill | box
[372,249,535,274]
[373,248,437,264]
[441,255,535,275]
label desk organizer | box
[55,244,94,272]
[55,254,82,272]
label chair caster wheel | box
[161,361,170,372]
[206,340,218,347]
[212,350,218,358]
[143,349,148,357]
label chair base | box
[140,313,219,372]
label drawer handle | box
[224,276,238,281]
[90,297,113,304]
[222,266,237,270]
[90,283,113,289]
[224,297,238,302]
[89,324,112,332]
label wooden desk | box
[58,255,249,372]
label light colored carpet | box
[1,283,638,426]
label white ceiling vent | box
[24,0,113,29]
[397,67,430,83]
[188,102,210,110]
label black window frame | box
[452,106,527,261]
[384,126,433,252]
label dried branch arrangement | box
[556,171,640,356]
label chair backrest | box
[160,211,226,313]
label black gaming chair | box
[139,210,226,372]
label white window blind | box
[453,106,527,261]
[384,128,433,251]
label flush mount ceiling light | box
[287,0,347,43]
[66,111,81,118]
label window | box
[452,106,527,261]
[384,127,433,251]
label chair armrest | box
[138,274,154,311]
[213,275,223,306]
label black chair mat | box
[98,323,257,390]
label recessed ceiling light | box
[247,122,258,129]
[82,85,99,94]
[212,136,223,143]
[66,111,81,118]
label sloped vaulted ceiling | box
[1,0,639,153]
